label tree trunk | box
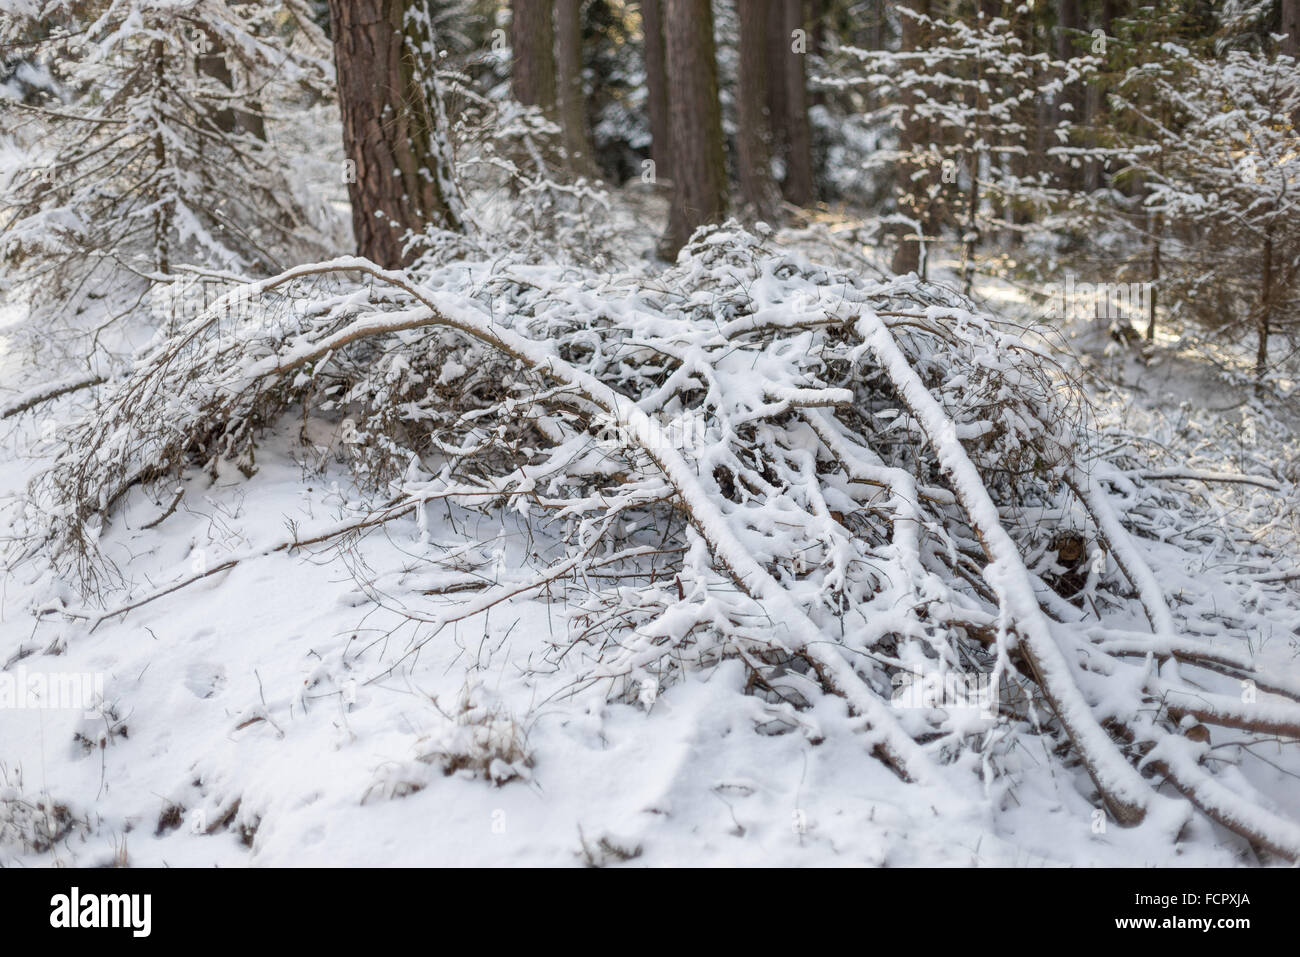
[1147,217,1159,341]
[1056,0,1081,56]
[961,103,981,295]
[1084,0,1124,192]
[196,15,266,140]
[735,0,779,221]
[1147,103,1166,340]
[1055,0,1083,189]
[556,0,597,177]
[511,0,557,117]
[807,0,826,109]
[1101,0,1119,34]
[195,28,238,135]
[1083,74,1101,191]
[659,0,727,256]
[765,0,789,172]
[150,38,171,275]
[1283,0,1300,59]
[1257,225,1274,382]
[329,0,466,268]
[641,0,671,177]
[891,0,928,276]
[777,0,814,205]
[1016,3,1046,234]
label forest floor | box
[2,205,1297,867]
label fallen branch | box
[0,373,104,420]
[1130,468,1282,491]
[855,308,1170,827]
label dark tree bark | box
[1257,224,1275,381]
[511,0,557,117]
[238,100,267,141]
[891,0,929,275]
[1082,0,1125,191]
[641,0,671,177]
[765,0,814,207]
[1055,0,1084,189]
[195,29,238,134]
[1147,214,1160,340]
[660,0,727,256]
[1082,64,1101,190]
[1101,0,1119,34]
[765,4,788,165]
[556,0,597,177]
[1283,0,1300,59]
[328,0,465,268]
[735,0,779,220]
[778,0,814,205]
[806,0,827,109]
[196,12,266,140]
[1284,0,1300,124]
[150,37,171,275]
[1056,0,1081,63]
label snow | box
[2,237,1297,865]
[3,4,1300,868]
[0,446,1236,866]
[856,307,1185,830]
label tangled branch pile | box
[12,226,1300,859]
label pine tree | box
[640,0,672,177]
[0,0,336,324]
[659,0,727,257]
[766,0,814,207]
[328,0,468,267]
[735,0,780,221]
[1106,47,1300,379]
[510,0,557,118]
[840,4,1079,280]
[556,0,598,178]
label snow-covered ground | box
[0,437,1260,867]
[2,226,1298,868]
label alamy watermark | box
[50,887,151,937]
[149,275,256,325]
[891,669,998,718]
[1041,273,1152,323]
[0,666,105,717]
[591,407,709,455]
